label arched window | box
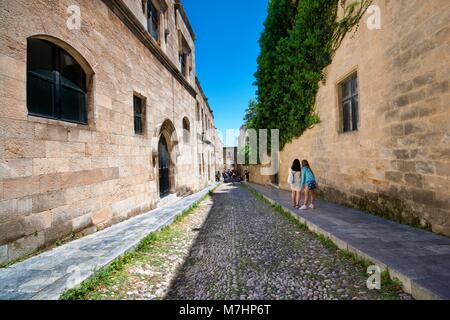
[183,117,190,144]
[27,38,88,124]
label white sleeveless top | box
[288,169,301,185]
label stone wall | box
[195,80,216,188]
[0,0,217,264]
[250,0,450,235]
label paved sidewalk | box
[247,183,450,300]
[0,184,217,300]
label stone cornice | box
[102,0,197,98]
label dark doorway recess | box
[159,135,170,197]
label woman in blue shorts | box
[299,160,318,211]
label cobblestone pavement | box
[79,184,410,300]
[166,184,409,300]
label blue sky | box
[183,0,268,146]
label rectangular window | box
[133,95,145,135]
[201,109,204,132]
[147,0,160,42]
[179,34,191,77]
[179,53,187,76]
[340,74,359,133]
[196,103,200,121]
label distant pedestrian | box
[288,159,302,208]
[245,170,250,182]
[299,160,318,211]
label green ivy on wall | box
[246,0,372,151]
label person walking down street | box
[288,159,302,209]
[245,170,250,182]
[299,160,318,211]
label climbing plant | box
[247,0,372,151]
[251,0,299,132]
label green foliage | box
[240,100,262,164]
[249,0,371,150]
[252,0,299,132]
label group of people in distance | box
[222,169,241,183]
[288,159,318,211]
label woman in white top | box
[288,159,302,208]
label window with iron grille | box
[133,95,145,135]
[27,38,88,124]
[340,73,359,133]
[147,0,160,42]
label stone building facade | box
[248,0,450,235]
[0,0,222,264]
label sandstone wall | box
[0,0,213,264]
[195,80,216,187]
[251,0,450,235]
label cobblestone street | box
[166,184,408,300]
[72,184,409,300]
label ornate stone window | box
[27,38,88,124]
[339,73,359,133]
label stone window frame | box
[133,91,147,136]
[144,0,168,45]
[182,116,191,144]
[336,67,360,134]
[25,35,96,131]
[178,31,192,78]
[196,102,200,122]
[201,108,205,133]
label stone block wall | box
[250,0,450,235]
[0,0,215,264]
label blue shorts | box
[307,181,317,190]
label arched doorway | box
[158,135,170,197]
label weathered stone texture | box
[250,0,450,235]
[0,0,221,263]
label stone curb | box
[244,183,444,300]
